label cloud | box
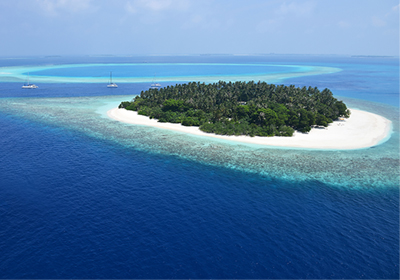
[371,3,399,27]
[338,20,350,28]
[372,16,386,27]
[125,0,189,14]
[275,1,316,17]
[36,0,94,16]
[254,1,316,33]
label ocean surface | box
[0,55,398,279]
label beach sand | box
[107,108,392,150]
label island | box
[118,81,350,137]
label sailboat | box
[151,73,161,89]
[107,72,118,88]
[22,73,38,89]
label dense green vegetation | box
[119,81,350,137]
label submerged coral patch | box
[0,95,398,189]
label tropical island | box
[118,81,350,137]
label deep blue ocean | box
[0,55,398,279]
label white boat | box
[107,72,118,88]
[151,82,161,89]
[22,73,38,89]
[151,73,161,89]
[22,84,38,89]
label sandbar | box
[107,107,392,150]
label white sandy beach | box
[107,107,392,149]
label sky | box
[0,0,398,56]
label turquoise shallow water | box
[0,94,398,189]
[0,55,398,278]
[0,62,340,84]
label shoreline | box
[107,107,392,150]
